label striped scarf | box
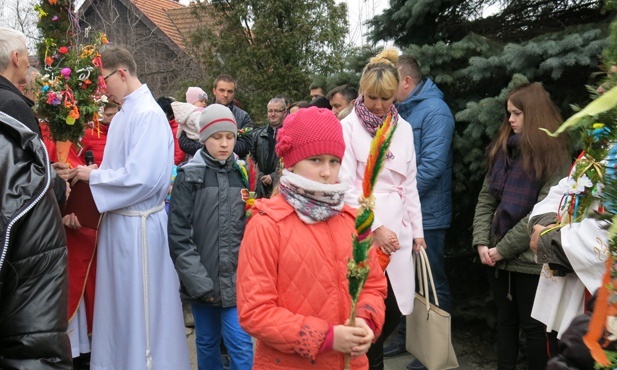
[354,95,399,137]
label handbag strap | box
[414,248,440,309]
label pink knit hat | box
[186,87,208,105]
[275,106,345,168]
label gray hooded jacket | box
[168,149,247,307]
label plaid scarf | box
[354,95,399,137]
[488,134,540,241]
[278,170,347,224]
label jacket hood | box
[396,78,444,116]
[171,101,201,125]
[252,194,356,223]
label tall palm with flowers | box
[34,0,108,161]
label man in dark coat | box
[0,26,68,204]
[0,110,72,369]
[249,97,286,198]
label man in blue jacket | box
[384,55,455,370]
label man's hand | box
[530,224,554,254]
[69,164,98,186]
[52,162,70,180]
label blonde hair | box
[359,48,400,99]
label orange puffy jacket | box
[237,194,387,369]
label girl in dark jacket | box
[473,82,571,370]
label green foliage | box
[365,0,615,254]
[187,0,348,121]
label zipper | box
[0,132,52,273]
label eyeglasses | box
[103,69,127,81]
[267,109,285,114]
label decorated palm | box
[345,112,397,368]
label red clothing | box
[80,123,109,166]
[237,195,387,370]
[40,122,97,332]
[169,119,185,165]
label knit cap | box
[186,87,208,105]
[198,104,237,143]
[275,106,345,168]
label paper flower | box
[46,92,61,106]
[566,174,593,194]
[61,67,71,80]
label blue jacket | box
[395,78,454,230]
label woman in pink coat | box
[339,48,426,370]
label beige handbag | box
[406,248,459,369]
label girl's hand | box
[413,238,426,253]
[332,324,369,354]
[374,226,400,255]
[349,318,374,357]
[487,247,503,263]
[477,245,494,266]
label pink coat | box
[237,195,387,369]
[339,110,424,315]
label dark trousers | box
[368,276,402,370]
[488,268,551,370]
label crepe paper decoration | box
[345,112,397,368]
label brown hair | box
[359,48,399,99]
[100,45,137,75]
[487,82,570,181]
[213,74,236,90]
[397,55,423,85]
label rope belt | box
[111,202,165,370]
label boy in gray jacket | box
[168,104,253,370]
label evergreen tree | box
[188,0,348,121]
[368,0,615,252]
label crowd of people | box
[0,23,611,370]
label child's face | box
[205,131,236,161]
[101,107,119,124]
[290,155,341,184]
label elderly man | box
[326,84,358,119]
[0,27,69,203]
[249,97,287,198]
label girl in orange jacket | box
[237,107,387,369]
